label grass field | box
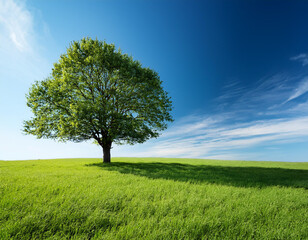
[0,158,307,239]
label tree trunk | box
[102,142,112,163]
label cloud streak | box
[116,73,308,161]
[291,53,308,66]
[137,116,308,159]
[0,0,51,83]
[0,0,34,52]
[286,77,308,102]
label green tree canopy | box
[24,38,173,162]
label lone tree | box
[24,38,173,163]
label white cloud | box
[126,115,308,160]
[286,77,308,102]
[291,53,308,66]
[0,0,33,52]
[221,117,308,138]
[114,74,308,161]
[0,0,50,82]
[216,73,293,114]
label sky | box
[1,0,308,161]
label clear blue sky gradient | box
[1,0,308,161]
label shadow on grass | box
[87,162,308,189]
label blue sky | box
[1,0,308,161]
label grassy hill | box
[0,158,307,239]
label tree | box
[24,38,173,163]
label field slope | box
[0,158,307,239]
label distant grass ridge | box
[1,158,307,239]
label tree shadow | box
[87,162,308,189]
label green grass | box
[0,158,307,239]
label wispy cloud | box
[286,77,308,102]
[0,0,34,52]
[0,0,50,82]
[137,116,308,158]
[115,73,308,161]
[291,53,308,66]
[214,74,293,115]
